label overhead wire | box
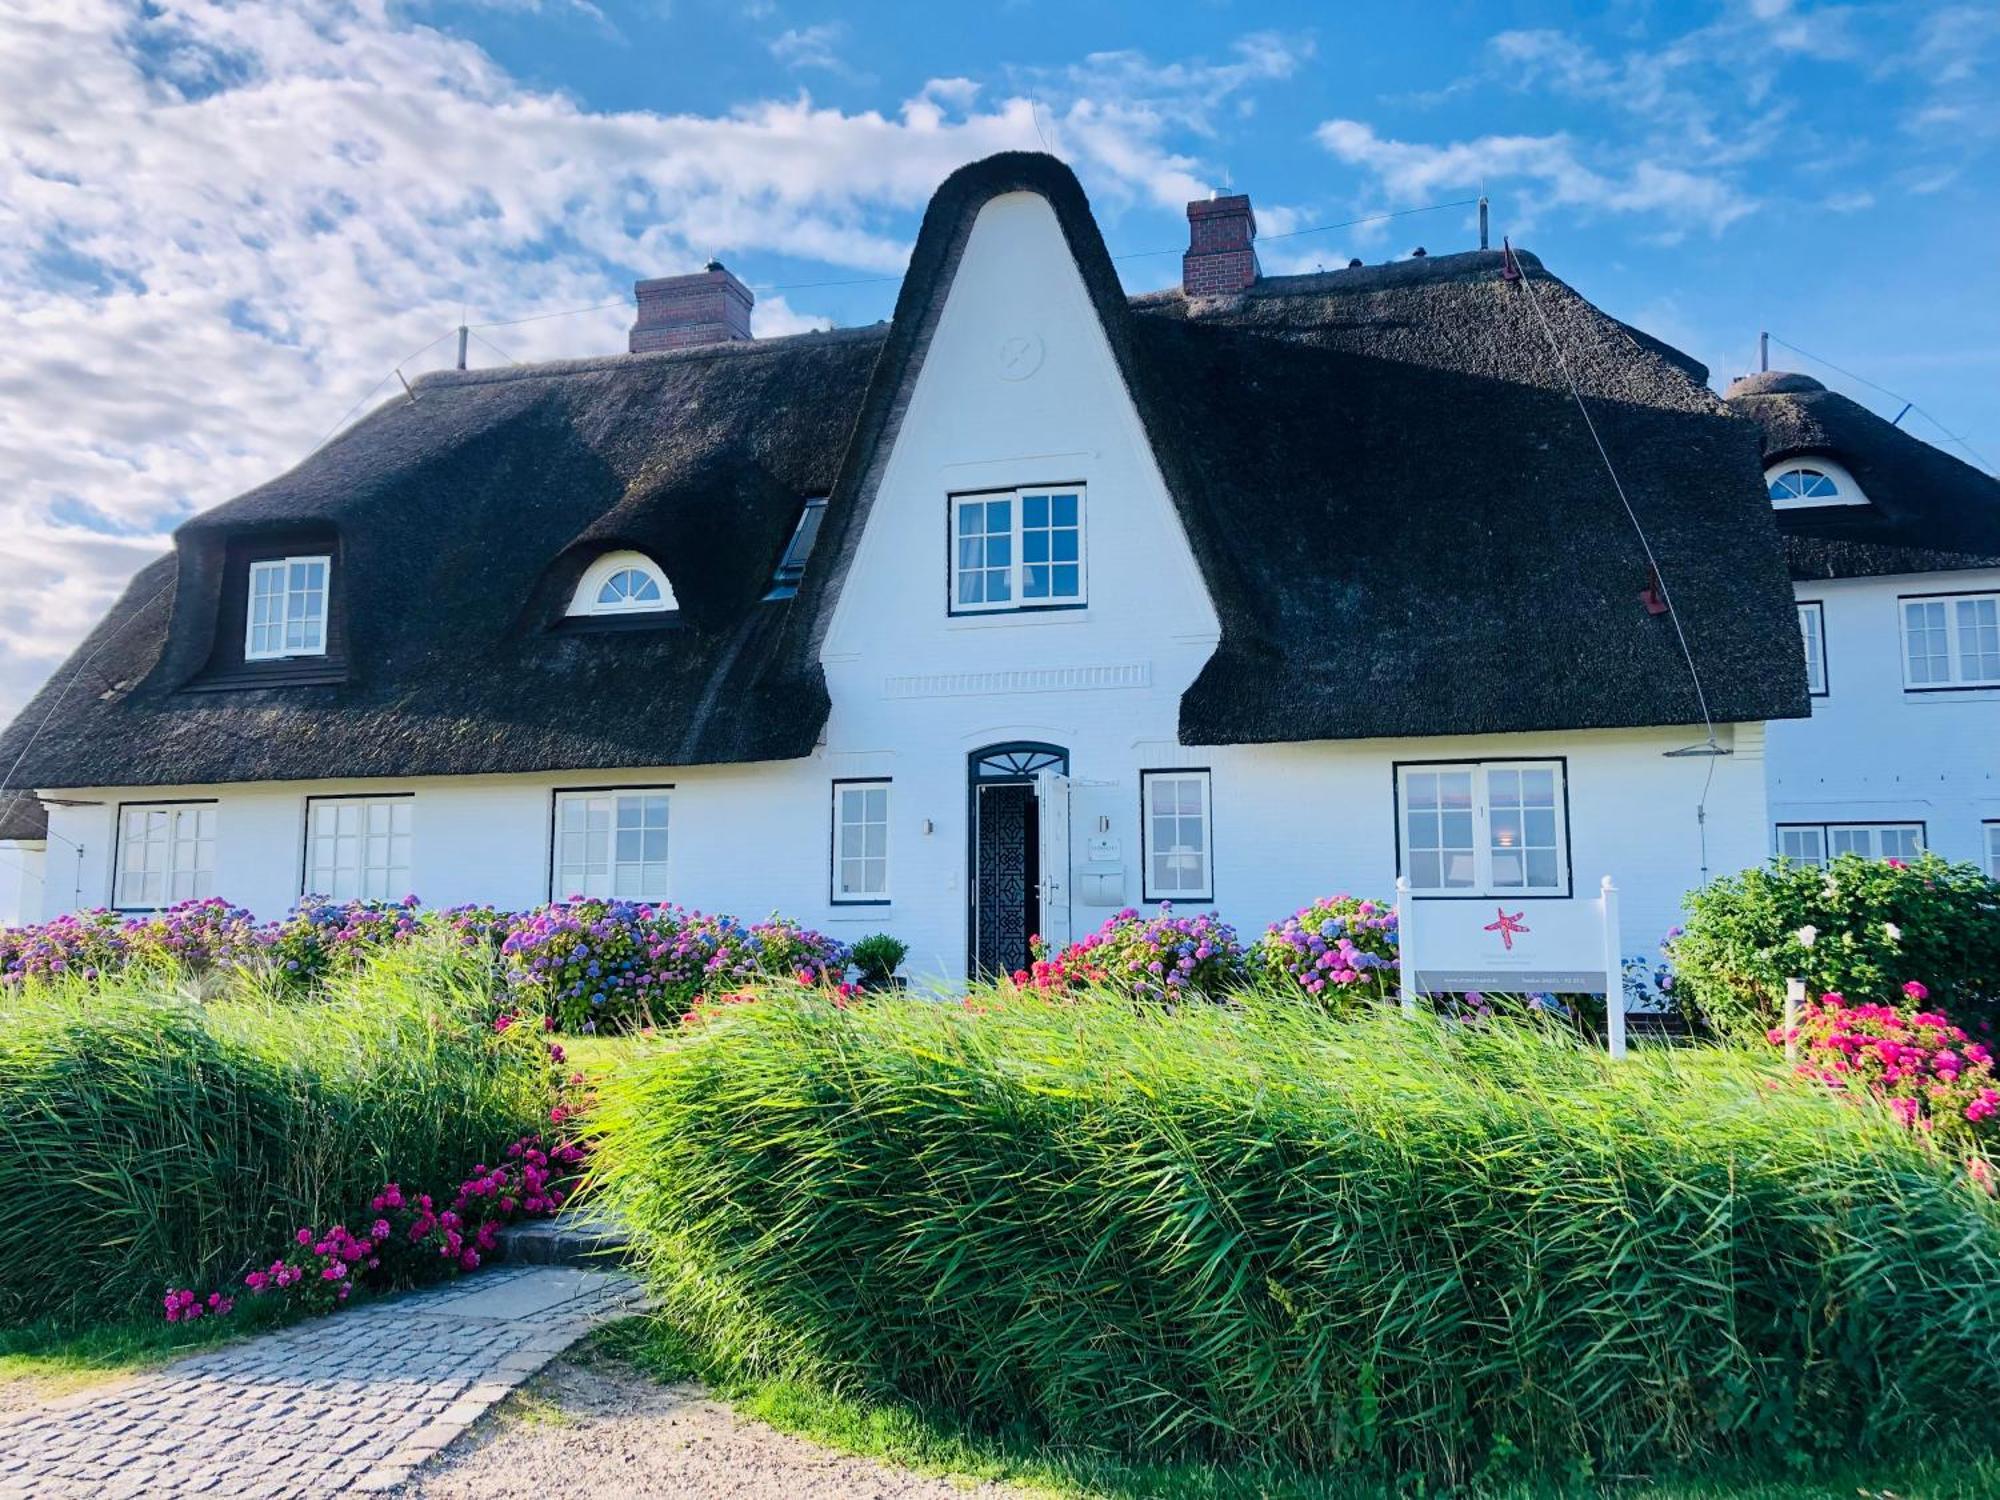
[1766,334,1993,476]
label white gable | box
[820,190,1219,678]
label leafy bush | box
[265,895,425,990]
[594,993,2000,1485]
[1017,906,1245,1002]
[1670,853,2000,1041]
[0,907,130,983]
[0,935,551,1323]
[849,933,908,988]
[1248,894,1398,1006]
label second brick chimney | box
[629,260,754,352]
[1182,193,1259,298]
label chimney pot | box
[1182,192,1259,298]
[630,262,754,353]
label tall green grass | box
[0,936,549,1323]
[592,993,2000,1486]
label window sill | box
[1406,889,1574,902]
[945,606,1088,630]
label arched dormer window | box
[567,551,677,617]
[1766,457,1868,510]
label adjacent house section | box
[1729,371,2000,878]
[0,153,1809,985]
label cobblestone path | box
[0,1266,646,1498]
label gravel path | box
[407,1347,1017,1500]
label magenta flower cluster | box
[1251,895,1400,1004]
[164,1132,589,1325]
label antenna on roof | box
[1478,194,1489,250]
[1759,330,1769,373]
[456,324,468,371]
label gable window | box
[1397,760,1568,897]
[305,796,412,900]
[1766,457,1867,510]
[1142,770,1213,902]
[553,789,670,901]
[567,551,677,617]
[115,802,216,909]
[1798,601,1827,696]
[831,780,890,903]
[764,497,828,601]
[246,556,329,660]
[949,487,1085,614]
[1776,822,1924,867]
[1902,593,2000,689]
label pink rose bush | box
[1250,895,1399,1006]
[1771,984,2000,1149]
[1013,906,1247,1004]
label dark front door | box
[967,743,1068,978]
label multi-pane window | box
[246,555,329,660]
[1765,460,1866,510]
[1398,761,1568,896]
[949,488,1085,613]
[306,797,412,900]
[1798,602,1826,696]
[1902,594,2000,689]
[1987,823,2000,881]
[1776,823,1925,868]
[568,551,676,616]
[553,790,670,901]
[832,781,890,903]
[1142,770,1213,902]
[115,803,216,909]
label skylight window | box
[765,497,828,601]
[567,551,676,616]
[1766,458,1867,509]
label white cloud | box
[1314,120,1756,238]
[0,2,1305,724]
[769,22,846,73]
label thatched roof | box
[1,152,1807,792]
[1725,372,2000,580]
[0,792,45,843]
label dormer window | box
[246,555,330,660]
[568,551,677,617]
[1766,458,1867,509]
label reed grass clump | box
[593,991,2000,1485]
[0,935,549,1323]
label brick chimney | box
[1182,193,1259,298]
[629,260,753,352]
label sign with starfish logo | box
[1483,907,1530,950]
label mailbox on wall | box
[1079,833,1124,906]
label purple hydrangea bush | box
[1250,895,1400,1007]
[1020,905,1246,1004]
[265,896,425,990]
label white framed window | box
[246,555,329,660]
[1798,601,1827,696]
[1397,761,1568,897]
[305,796,412,901]
[831,780,890,903]
[567,550,677,617]
[1901,593,2000,689]
[114,802,217,909]
[949,487,1085,613]
[552,789,671,901]
[1141,770,1213,902]
[1766,457,1867,509]
[1986,822,2000,880]
[1776,822,1925,868]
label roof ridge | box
[411,321,891,391]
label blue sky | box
[2,0,1996,720]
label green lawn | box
[0,1302,295,1404]
[597,1317,2000,1500]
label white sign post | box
[1395,876,1417,1015]
[1599,876,1625,1060]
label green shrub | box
[1670,853,2000,1041]
[849,933,908,988]
[0,935,550,1324]
[593,992,2000,1486]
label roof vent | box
[1182,193,1259,298]
[630,261,753,353]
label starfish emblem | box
[1484,908,1530,950]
